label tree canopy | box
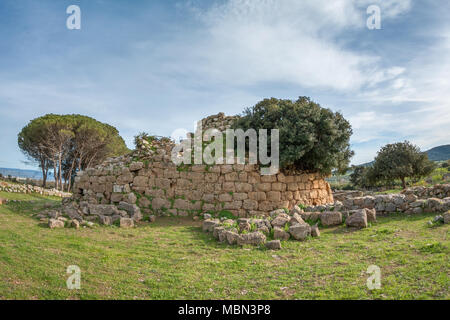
[233,97,354,175]
[18,114,129,190]
[366,141,435,189]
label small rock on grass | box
[443,211,450,224]
[48,218,64,229]
[266,240,281,250]
[120,217,135,228]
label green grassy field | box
[0,192,448,300]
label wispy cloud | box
[0,0,448,169]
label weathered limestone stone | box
[289,224,311,241]
[120,217,134,228]
[71,219,80,229]
[202,219,221,232]
[152,197,170,210]
[127,192,137,204]
[213,226,225,239]
[138,197,151,208]
[311,224,320,237]
[203,213,212,220]
[266,240,281,250]
[346,209,368,229]
[273,227,290,241]
[129,162,144,172]
[243,199,258,210]
[320,211,342,226]
[133,176,148,188]
[99,215,112,225]
[237,232,266,246]
[269,209,285,218]
[271,213,290,228]
[289,205,303,215]
[110,193,123,202]
[64,207,82,221]
[225,231,239,245]
[443,211,450,224]
[289,212,306,226]
[218,229,228,242]
[88,204,117,216]
[48,218,64,229]
[364,208,377,222]
[118,201,142,221]
[239,221,251,232]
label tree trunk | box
[67,158,76,192]
[40,158,47,188]
[401,177,407,189]
[53,161,58,190]
[58,153,63,191]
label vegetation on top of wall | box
[233,97,354,175]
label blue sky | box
[0,0,449,169]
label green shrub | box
[233,97,353,175]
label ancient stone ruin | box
[305,184,450,215]
[60,113,334,225]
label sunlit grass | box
[0,192,448,300]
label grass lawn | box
[0,191,61,202]
[0,192,448,300]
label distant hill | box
[357,144,450,167]
[425,144,450,161]
[0,167,54,181]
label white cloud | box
[168,0,411,91]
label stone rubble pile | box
[402,184,450,199]
[201,112,240,132]
[202,205,377,250]
[332,190,368,202]
[35,198,156,229]
[307,184,450,215]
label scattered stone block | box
[48,218,64,229]
[320,211,342,226]
[346,209,368,229]
[289,224,311,241]
[273,227,290,241]
[266,240,281,250]
[120,217,134,228]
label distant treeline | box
[18,114,129,191]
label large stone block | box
[320,211,342,226]
[289,224,311,240]
[346,209,368,229]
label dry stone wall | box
[306,184,450,215]
[70,139,333,220]
[201,112,240,132]
[0,181,71,198]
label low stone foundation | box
[0,181,71,198]
[309,184,450,215]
